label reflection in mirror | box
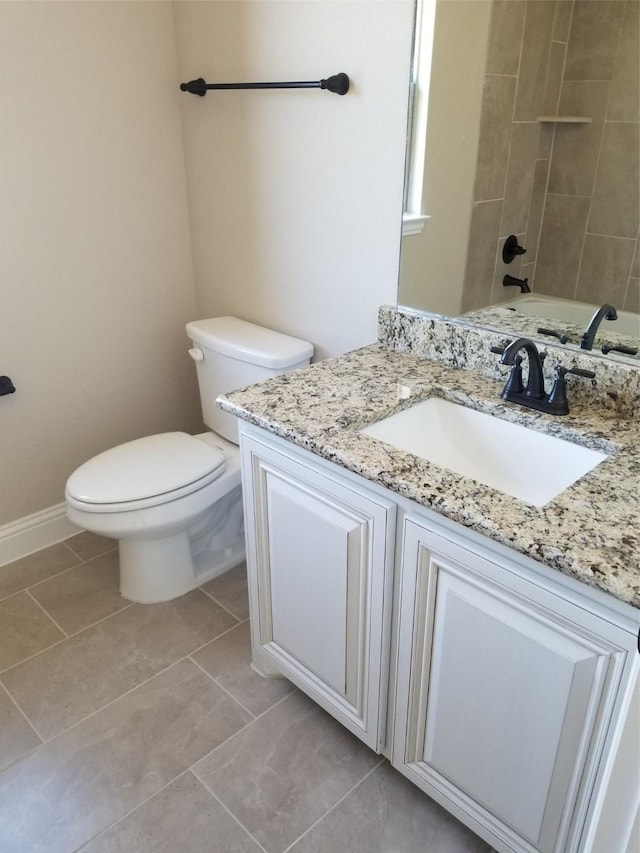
[399,0,640,362]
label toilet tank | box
[186,317,314,443]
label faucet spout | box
[500,337,545,399]
[580,304,617,350]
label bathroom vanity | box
[219,311,640,853]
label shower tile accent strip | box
[219,308,640,609]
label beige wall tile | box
[83,772,261,853]
[501,122,541,235]
[535,194,590,297]
[486,0,526,76]
[462,201,503,312]
[589,122,640,239]
[526,158,551,265]
[289,762,492,853]
[564,0,626,81]
[474,75,517,202]
[1,590,238,740]
[514,1,556,121]
[542,40,567,115]
[0,593,64,672]
[0,661,251,853]
[192,622,294,717]
[548,81,609,196]
[29,550,129,636]
[608,0,639,121]
[575,235,637,305]
[552,0,574,42]
[0,543,79,601]
[0,684,41,771]
[624,279,640,313]
[194,691,380,853]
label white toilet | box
[65,317,313,604]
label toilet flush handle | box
[188,347,204,362]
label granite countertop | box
[219,344,640,609]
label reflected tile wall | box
[463,0,640,313]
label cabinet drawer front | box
[393,517,631,853]
[241,432,395,751]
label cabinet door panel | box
[266,470,363,699]
[423,566,605,847]
[241,431,395,751]
[394,517,630,853]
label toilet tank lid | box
[186,317,314,369]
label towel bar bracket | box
[0,376,16,397]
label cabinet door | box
[393,517,632,853]
[241,431,395,752]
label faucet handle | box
[546,365,596,415]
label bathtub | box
[501,295,640,337]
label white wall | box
[398,0,491,316]
[174,0,414,360]
[0,0,414,533]
[0,1,201,526]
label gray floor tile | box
[192,621,294,716]
[64,531,117,562]
[29,549,129,635]
[289,761,493,853]
[0,660,252,853]
[201,562,250,620]
[0,544,80,601]
[0,684,41,771]
[82,771,262,853]
[194,691,381,853]
[0,592,65,671]
[1,590,238,740]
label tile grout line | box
[202,784,270,853]
[73,769,195,851]
[197,583,248,623]
[188,655,258,720]
[280,757,387,853]
[0,542,117,606]
[25,588,70,639]
[0,680,46,754]
[15,618,261,747]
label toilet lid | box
[66,432,226,505]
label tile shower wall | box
[462,0,640,314]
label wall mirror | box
[398,0,639,363]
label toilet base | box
[119,532,197,604]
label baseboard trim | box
[0,503,81,567]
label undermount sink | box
[360,397,608,507]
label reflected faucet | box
[580,304,617,350]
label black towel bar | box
[180,73,349,97]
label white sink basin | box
[360,397,608,507]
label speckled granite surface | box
[379,305,640,418]
[463,305,640,360]
[219,311,639,609]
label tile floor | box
[0,532,493,852]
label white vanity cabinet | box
[240,428,396,751]
[392,516,638,853]
[239,423,639,853]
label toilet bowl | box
[65,318,313,604]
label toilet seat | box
[65,432,226,513]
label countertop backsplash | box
[380,306,640,419]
